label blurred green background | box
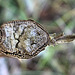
[0,0,75,75]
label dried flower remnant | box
[0,19,75,59]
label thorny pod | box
[0,19,75,59]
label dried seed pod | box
[0,19,50,59]
[0,19,75,59]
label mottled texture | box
[0,20,50,59]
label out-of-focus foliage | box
[0,0,75,75]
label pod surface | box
[0,20,50,59]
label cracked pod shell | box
[0,19,50,59]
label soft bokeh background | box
[0,0,75,75]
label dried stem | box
[49,33,75,45]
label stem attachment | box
[49,33,75,45]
